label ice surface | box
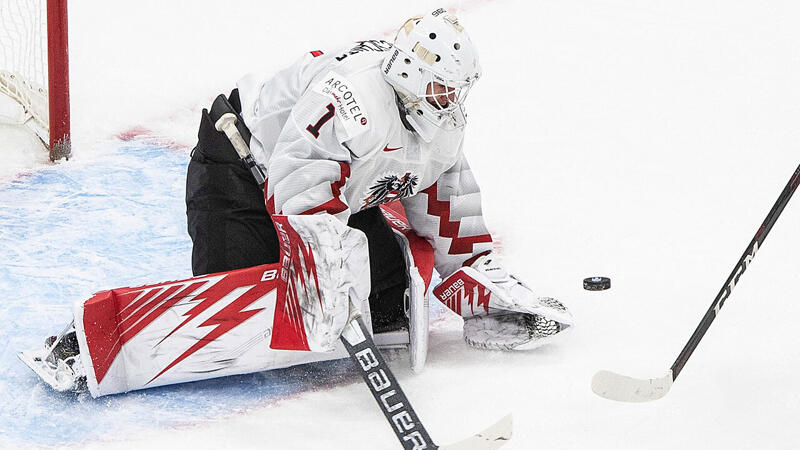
[0,124,49,181]
[2,0,800,449]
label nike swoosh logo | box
[383,146,403,152]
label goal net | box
[0,0,70,161]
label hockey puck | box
[583,277,611,291]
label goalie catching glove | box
[433,252,573,351]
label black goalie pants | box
[185,89,407,333]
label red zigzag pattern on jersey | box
[265,162,351,216]
[421,183,492,255]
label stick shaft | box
[341,317,437,449]
[671,163,800,380]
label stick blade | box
[591,370,673,402]
[438,414,513,450]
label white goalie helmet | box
[381,8,481,142]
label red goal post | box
[0,0,70,161]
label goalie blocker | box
[19,207,436,397]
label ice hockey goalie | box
[19,8,574,397]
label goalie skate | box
[18,321,87,392]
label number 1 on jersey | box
[306,103,335,138]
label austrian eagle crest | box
[362,172,419,209]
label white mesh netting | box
[0,0,49,141]
[1,1,47,88]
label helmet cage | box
[413,68,474,131]
[383,10,481,136]
[391,48,477,132]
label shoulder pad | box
[310,71,371,141]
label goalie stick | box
[211,106,512,448]
[592,162,800,402]
[341,316,512,449]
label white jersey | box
[237,40,493,276]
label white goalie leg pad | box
[392,230,429,373]
[270,214,370,353]
[55,214,371,398]
[379,203,437,373]
[407,264,428,372]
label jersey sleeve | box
[265,89,356,223]
[401,151,494,277]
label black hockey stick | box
[592,162,800,402]
[210,106,512,448]
[341,316,512,449]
